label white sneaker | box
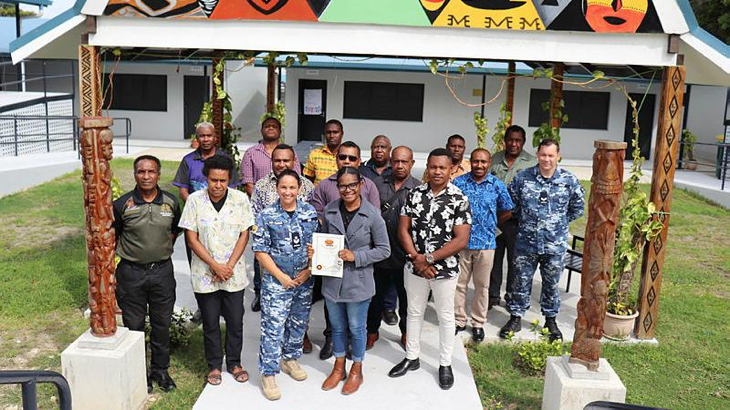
[281,359,307,381]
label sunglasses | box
[337,154,358,162]
[337,182,360,192]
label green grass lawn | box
[0,160,728,409]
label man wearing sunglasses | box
[498,138,585,343]
[309,140,381,360]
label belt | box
[121,258,170,270]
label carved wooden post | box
[636,66,686,339]
[266,62,276,113]
[550,63,565,129]
[211,53,224,146]
[570,140,626,370]
[506,61,516,126]
[78,45,102,117]
[79,117,117,337]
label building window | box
[528,89,610,130]
[103,74,167,111]
[343,81,424,122]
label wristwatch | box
[425,253,435,265]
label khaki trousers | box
[454,249,495,328]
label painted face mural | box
[584,0,648,33]
[533,0,571,28]
[419,0,544,30]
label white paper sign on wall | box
[304,89,323,115]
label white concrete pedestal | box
[542,356,626,410]
[61,327,147,410]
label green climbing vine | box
[474,112,489,149]
[491,102,512,153]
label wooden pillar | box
[79,117,117,337]
[570,140,626,370]
[78,45,102,117]
[506,61,516,126]
[211,54,224,146]
[550,63,565,129]
[636,66,686,339]
[266,63,276,113]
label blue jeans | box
[325,298,371,362]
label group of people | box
[111,117,585,401]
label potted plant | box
[604,106,664,340]
[682,129,698,170]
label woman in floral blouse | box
[179,155,255,386]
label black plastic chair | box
[563,235,584,293]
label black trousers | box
[194,290,245,372]
[312,276,332,338]
[367,266,408,334]
[115,259,176,373]
[489,218,518,303]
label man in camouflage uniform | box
[252,171,318,400]
[499,139,585,342]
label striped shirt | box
[240,142,301,185]
[303,145,338,186]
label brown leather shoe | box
[303,333,313,354]
[365,332,379,350]
[341,362,363,395]
[321,357,347,391]
[400,333,407,351]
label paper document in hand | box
[312,233,344,278]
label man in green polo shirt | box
[488,125,536,309]
[113,155,182,394]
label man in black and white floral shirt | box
[388,148,472,390]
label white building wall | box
[104,62,266,142]
[685,85,726,161]
[285,67,663,160]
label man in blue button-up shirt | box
[499,139,585,342]
[453,148,514,342]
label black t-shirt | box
[211,190,228,213]
[339,201,360,232]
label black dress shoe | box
[488,298,500,310]
[147,377,153,394]
[319,337,334,360]
[150,371,177,392]
[544,317,563,342]
[455,325,466,335]
[472,327,485,342]
[191,309,203,325]
[499,315,522,339]
[438,365,454,390]
[251,292,261,312]
[388,358,420,378]
[382,310,398,326]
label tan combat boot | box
[261,375,281,401]
[281,359,307,381]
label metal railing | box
[677,140,730,191]
[0,370,72,410]
[0,115,132,157]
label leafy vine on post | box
[531,68,568,148]
[474,112,489,149]
[491,102,512,153]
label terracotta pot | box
[686,160,698,171]
[603,310,639,341]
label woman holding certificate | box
[316,167,390,395]
[252,170,319,401]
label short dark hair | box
[325,119,344,132]
[538,138,560,152]
[338,141,361,157]
[272,143,295,157]
[447,134,465,145]
[471,148,491,158]
[261,116,281,129]
[336,166,362,182]
[428,148,453,163]
[202,155,234,179]
[276,169,301,187]
[505,125,526,142]
[134,155,161,172]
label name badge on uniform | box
[291,231,301,249]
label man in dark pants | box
[113,155,182,393]
[488,125,536,309]
[366,146,420,350]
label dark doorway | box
[298,79,327,142]
[624,93,656,160]
[184,75,209,139]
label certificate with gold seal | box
[312,233,344,278]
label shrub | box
[509,320,569,376]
